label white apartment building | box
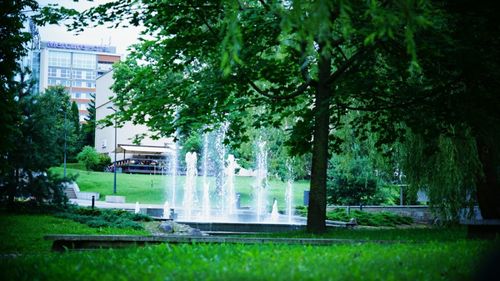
[95,70,174,172]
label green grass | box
[0,240,490,280]
[51,167,310,209]
[0,213,149,254]
[0,213,493,280]
[62,162,86,170]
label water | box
[285,160,294,223]
[201,133,211,219]
[224,154,237,218]
[214,123,229,213]
[134,202,140,214]
[271,199,279,222]
[285,180,293,223]
[163,127,299,224]
[170,143,179,208]
[163,201,170,219]
[183,152,197,220]
[254,140,268,222]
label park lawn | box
[0,237,491,280]
[0,213,494,280]
[0,213,149,254]
[51,167,310,209]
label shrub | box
[325,208,414,227]
[54,207,153,230]
[77,146,100,171]
[93,154,112,171]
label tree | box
[77,146,100,171]
[65,101,82,161]
[0,0,38,187]
[1,83,71,204]
[350,1,500,220]
[81,93,96,147]
[51,0,435,232]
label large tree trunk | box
[476,138,500,219]
[307,47,331,233]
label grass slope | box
[51,167,310,208]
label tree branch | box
[248,79,314,101]
[328,46,370,84]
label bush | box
[76,147,112,171]
[55,207,153,230]
[77,146,100,171]
[325,208,414,227]
[93,154,112,172]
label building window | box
[73,53,96,69]
[48,51,71,67]
[72,70,82,79]
[83,70,96,80]
[97,62,113,72]
[81,93,86,99]
[48,67,57,77]
[60,68,70,78]
[79,103,87,110]
[72,80,82,87]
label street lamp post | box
[107,106,117,194]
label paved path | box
[69,199,164,210]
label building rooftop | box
[41,41,117,54]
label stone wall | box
[327,205,434,223]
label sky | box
[37,0,143,55]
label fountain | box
[163,201,170,219]
[134,202,140,214]
[169,143,179,209]
[254,139,268,222]
[271,199,279,222]
[285,160,294,224]
[201,133,211,220]
[224,154,237,218]
[160,125,306,232]
[183,152,197,220]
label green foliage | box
[326,209,414,227]
[399,129,481,221]
[81,93,96,147]
[94,154,112,172]
[297,207,414,227]
[328,160,378,206]
[55,207,152,230]
[0,85,78,204]
[0,0,38,171]
[77,146,100,171]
